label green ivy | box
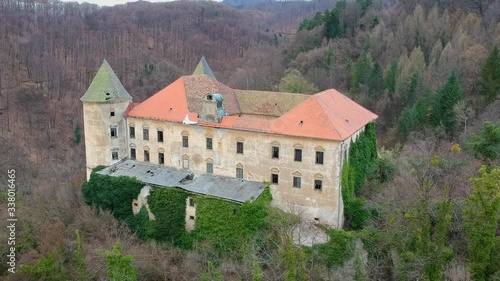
[313,230,356,268]
[342,122,377,230]
[194,188,271,253]
[82,167,144,221]
[83,167,271,251]
[147,187,189,244]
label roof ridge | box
[314,92,343,139]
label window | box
[272,174,279,184]
[158,152,164,164]
[294,149,302,162]
[206,162,213,174]
[143,128,149,140]
[182,136,189,148]
[130,148,136,160]
[189,216,195,220]
[111,150,118,160]
[110,126,117,138]
[316,151,324,164]
[182,155,189,169]
[272,146,280,159]
[110,108,115,116]
[236,164,244,179]
[157,130,164,143]
[293,176,301,188]
[189,197,194,207]
[236,167,243,179]
[314,180,323,191]
[144,150,150,162]
[129,126,135,138]
[236,142,244,154]
[206,137,213,150]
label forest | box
[0,0,499,280]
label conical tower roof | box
[192,56,216,80]
[81,60,132,103]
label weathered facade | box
[81,58,377,228]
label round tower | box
[81,60,133,180]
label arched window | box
[182,154,189,169]
[206,158,214,174]
[143,146,150,162]
[129,123,135,138]
[270,167,280,184]
[292,171,302,188]
[236,163,244,179]
[315,146,325,165]
[158,148,165,165]
[129,143,136,160]
[314,174,324,191]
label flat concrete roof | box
[97,159,267,203]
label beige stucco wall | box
[83,101,130,179]
[132,185,155,220]
[125,117,365,228]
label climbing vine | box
[83,167,272,250]
[82,166,144,221]
[194,188,271,253]
[342,122,377,230]
[147,187,189,245]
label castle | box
[81,58,377,228]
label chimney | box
[200,93,226,123]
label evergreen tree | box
[384,60,398,96]
[351,50,371,93]
[433,72,463,136]
[405,72,420,107]
[102,243,137,281]
[368,62,384,98]
[463,166,500,281]
[479,47,500,102]
[466,122,500,161]
[324,1,346,40]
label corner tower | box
[81,60,132,180]
[192,56,217,80]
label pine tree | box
[479,47,500,102]
[351,50,371,93]
[324,1,346,40]
[433,72,464,136]
[384,59,398,96]
[368,62,384,98]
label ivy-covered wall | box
[342,122,378,230]
[194,188,272,252]
[82,167,144,221]
[127,188,190,246]
[83,167,272,251]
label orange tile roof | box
[269,89,377,140]
[126,75,377,141]
[127,77,190,122]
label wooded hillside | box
[0,0,499,280]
